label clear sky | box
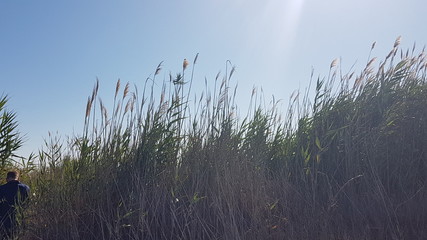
[1,0,426,158]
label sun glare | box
[275,0,305,52]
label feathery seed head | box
[123,82,129,99]
[85,97,92,118]
[183,59,189,71]
[394,36,402,48]
[367,57,377,68]
[115,79,121,98]
[155,61,163,75]
[330,58,339,68]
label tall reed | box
[20,39,427,239]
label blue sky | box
[1,0,426,157]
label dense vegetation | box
[5,38,427,239]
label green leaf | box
[315,137,322,150]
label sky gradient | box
[1,0,426,157]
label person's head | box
[6,171,19,182]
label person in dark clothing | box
[0,171,30,238]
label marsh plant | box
[0,96,23,169]
[18,38,427,239]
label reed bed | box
[13,38,427,239]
